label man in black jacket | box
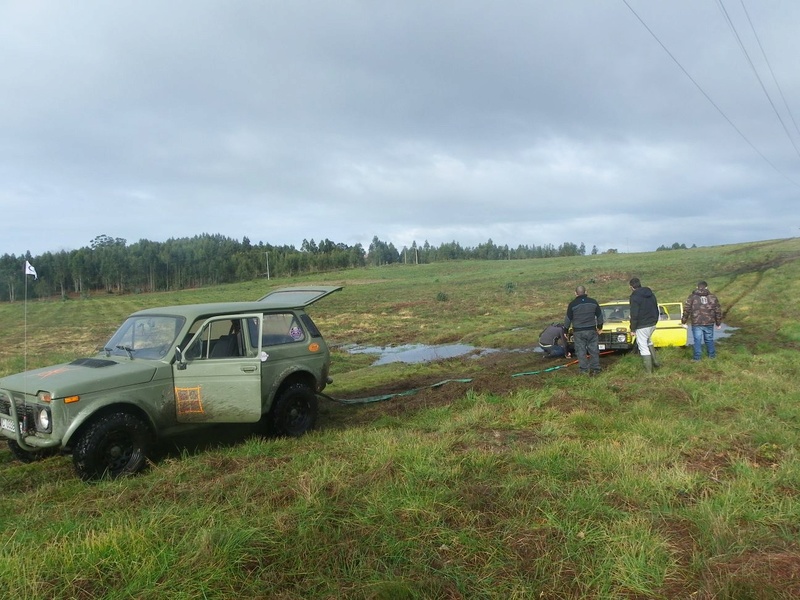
[629,277,660,373]
[564,285,603,375]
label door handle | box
[241,366,257,373]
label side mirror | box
[175,347,187,370]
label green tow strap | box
[512,352,613,377]
[323,354,597,405]
[319,378,473,405]
[511,364,571,377]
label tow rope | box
[319,378,474,405]
[322,351,616,404]
[511,351,615,378]
[511,359,580,377]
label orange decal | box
[308,343,320,352]
[175,386,205,415]
[39,367,72,378]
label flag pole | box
[24,264,29,396]
[22,260,38,395]
[24,271,27,373]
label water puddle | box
[344,343,500,366]
[341,324,738,366]
[686,323,738,342]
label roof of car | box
[130,286,342,320]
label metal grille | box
[0,394,35,434]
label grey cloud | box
[1,1,799,256]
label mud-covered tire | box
[7,440,58,463]
[72,413,152,481]
[269,383,318,437]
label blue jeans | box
[691,325,716,360]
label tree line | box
[1,233,608,302]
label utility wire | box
[621,0,800,187]
[715,0,800,160]
[738,0,800,139]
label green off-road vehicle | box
[0,286,341,480]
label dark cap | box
[697,280,707,289]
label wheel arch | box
[265,370,318,415]
[63,403,156,450]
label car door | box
[248,311,325,401]
[172,313,264,423]
[652,302,689,347]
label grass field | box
[2,238,799,599]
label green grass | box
[2,238,800,598]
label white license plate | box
[598,344,606,350]
[0,417,20,433]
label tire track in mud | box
[715,249,800,317]
[716,271,762,319]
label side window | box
[184,319,245,359]
[262,313,305,346]
[658,303,682,322]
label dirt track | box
[319,349,623,430]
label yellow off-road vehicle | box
[569,300,688,352]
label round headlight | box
[37,408,51,431]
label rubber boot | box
[648,344,660,369]
[642,355,653,374]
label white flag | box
[24,261,37,279]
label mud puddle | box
[343,343,505,366]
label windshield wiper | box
[116,345,135,359]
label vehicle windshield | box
[104,315,185,359]
[603,305,629,322]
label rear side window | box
[260,312,306,346]
[301,314,322,337]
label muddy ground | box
[156,349,622,457]
[319,349,624,431]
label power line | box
[714,0,800,160]
[621,0,800,187]
[738,0,800,139]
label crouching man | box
[538,323,570,358]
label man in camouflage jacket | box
[681,281,723,360]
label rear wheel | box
[72,413,152,481]
[269,383,318,437]
[7,440,58,463]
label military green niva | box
[0,286,341,480]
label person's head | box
[697,280,708,290]
[629,277,641,289]
[575,285,586,296]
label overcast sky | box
[2,1,799,257]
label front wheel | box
[72,413,152,481]
[269,383,318,437]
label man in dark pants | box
[564,285,604,375]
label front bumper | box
[598,332,635,351]
[567,331,635,352]
[0,387,60,451]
